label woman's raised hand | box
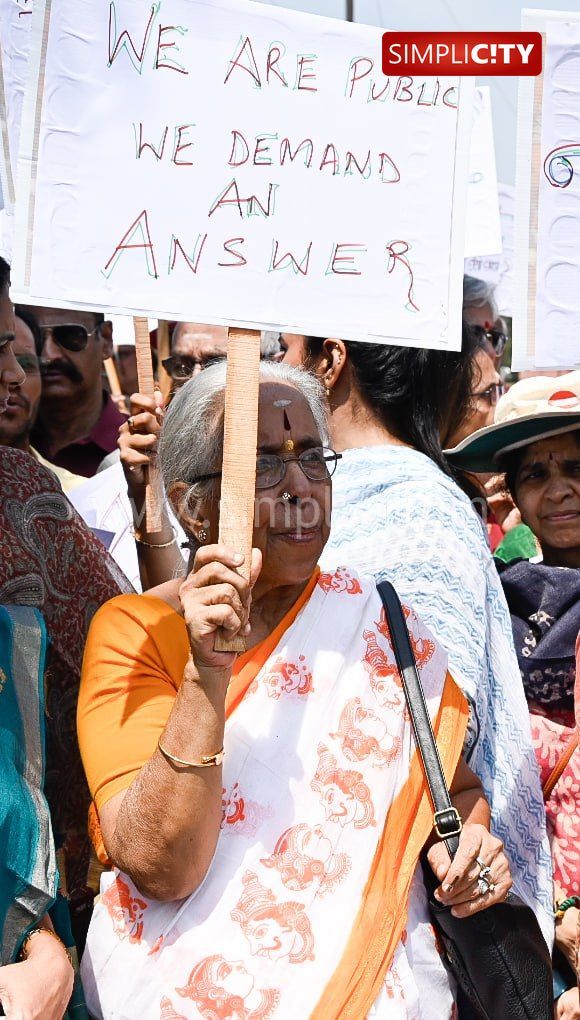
[180,545,262,673]
[118,389,164,495]
[427,822,512,917]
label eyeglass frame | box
[470,382,506,406]
[188,447,342,489]
[472,324,508,356]
[161,354,221,380]
[38,322,102,354]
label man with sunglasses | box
[20,305,127,477]
[162,322,281,390]
[0,307,84,492]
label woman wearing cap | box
[447,371,580,1018]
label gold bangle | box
[157,738,224,768]
[130,526,177,549]
[19,927,70,962]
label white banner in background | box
[464,86,501,260]
[0,0,33,259]
[12,0,473,350]
[464,182,515,317]
[514,8,580,370]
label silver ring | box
[479,865,492,880]
[477,877,491,896]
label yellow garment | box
[31,446,85,493]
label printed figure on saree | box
[102,875,148,944]
[231,871,315,964]
[311,744,376,828]
[250,653,314,700]
[261,821,351,894]
[363,605,435,710]
[221,782,273,836]
[318,566,363,596]
[174,953,281,1020]
[330,695,402,766]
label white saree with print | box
[81,569,467,1020]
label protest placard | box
[464,182,515,317]
[514,8,580,369]
[464,86,502,259]
[0,0,33,257]
[11,0,472,351]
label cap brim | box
[445,413,580,473]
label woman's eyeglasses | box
[471,383,505,407]
[39,323,100,353]
[472,325,508,357]
[189,447,342,489]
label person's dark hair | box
[0,256,10,293]
[305,323,480,477]
[15,305,42,357]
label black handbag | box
[376,580,553,1020]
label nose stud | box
[282,491,292,502]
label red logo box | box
[382,32,542,76]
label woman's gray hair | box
[463,274,498,319]
[158,359,329,502]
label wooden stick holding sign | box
[133,316,163,533]
[214,327,261,653]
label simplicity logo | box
[382,32,543,76]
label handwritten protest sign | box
[464,86,501,259]
[514,8,580,369]
[12,0,472,350]
[464,182,515,317]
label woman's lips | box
[274,529,320,543]
[544,511,580,522]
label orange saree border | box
[311,673,469,1019]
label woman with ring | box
[79,361,512,1019]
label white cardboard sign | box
[464,182,515,317]
[464,86,502,260]
[12,0,473,350]
[0,0,33,259]
[514,8,580,369]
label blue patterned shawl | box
[321,445,553,946]
[0,605,56,964]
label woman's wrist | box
[20,928,70,968]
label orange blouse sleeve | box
[77,593,190,813]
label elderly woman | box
[448,371,580,1019]
[78,361,513,1020]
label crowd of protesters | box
[0,258,579,1019]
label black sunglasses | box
[39,322,101,353]
[162,354,223,381]
[472,324,508,356]
[189,447,342,489]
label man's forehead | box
[21,305,99,330]
[173,322,228,354]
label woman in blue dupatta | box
[0,604,74,1018]
[0,260,73,1018]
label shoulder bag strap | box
[376,580,461,860]
[543,731,578,802]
